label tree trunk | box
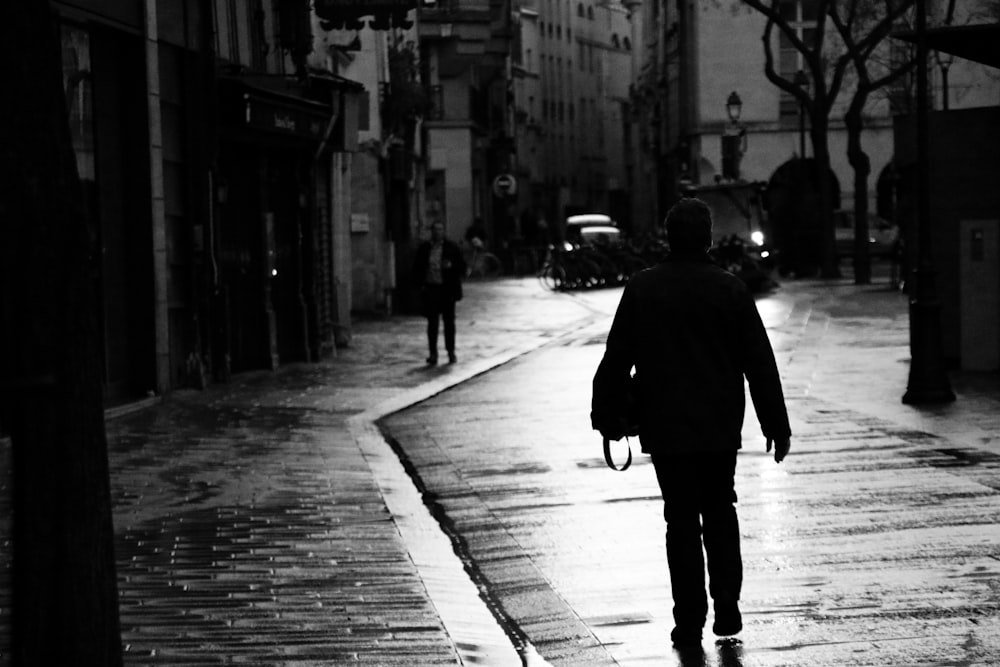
[811,116,841,279]
[0,3,124,665]
[845,103,873,285]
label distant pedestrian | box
[591,197,791,648]
[413,221,466,365]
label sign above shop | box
[314,0,416,30]
[244,93,329,141]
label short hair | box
[665,197,713,252]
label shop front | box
[213,75,361,376]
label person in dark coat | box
[412,221,466,365]
[591,197,791,648]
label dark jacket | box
[592,253,790,453]
[412,239,465,302]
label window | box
[777,0,817,119]
[623,36,631,50]
[611,34,620,48]
[577,3,584,16]
[587,6,594,19]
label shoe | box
[448,352,457,364]
[426,356,438,365]
[712,604,742,637]
[670,625,702,647]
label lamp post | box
[793,69,809,158]
[902,0,954,405]
[721,91,747,180]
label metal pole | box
[902,0,955,404]
[799,102,806,158]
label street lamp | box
[902,0,954,404]
[793,69,809,158]
[726,91,742,123]
[722,91,747,180]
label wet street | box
[2,268,999,665]
[381,279,1000,665]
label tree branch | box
[759,12,811,105]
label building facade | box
[415,0,516,279]
[55,0,386,402]
[510,0,636,240]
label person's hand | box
[766,436,791,463]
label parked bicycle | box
[464,238,502,279]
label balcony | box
[419,0,492,24]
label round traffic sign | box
[492,173,517,198]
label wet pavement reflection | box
[670,638,747,667]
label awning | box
[894,23,1000,69]
[218,74,364,145]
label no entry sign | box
[492,173,517,198]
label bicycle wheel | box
[576,255,603,288]
[538,262,565,291]
[479,252,502,278]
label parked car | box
[565,213,622,248]
[834,211,899,258]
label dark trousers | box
[651,451,741,630]
[423,285,456,357]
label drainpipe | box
[144,0,170,394]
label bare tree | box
[830,0,916,284]
[740,0,924,279]
[0,2,123,664]
[741,0,847,277]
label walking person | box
[413,221,466,365]
[591,197,791,648]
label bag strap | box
[603,436,632,471]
